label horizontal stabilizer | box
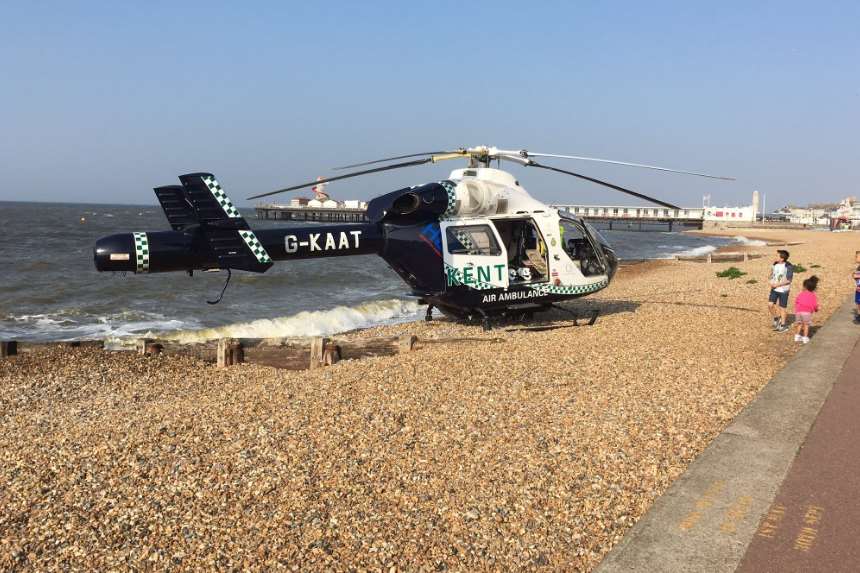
[153,185,197,230]
[168,172,273,273]
[206,229,273,273]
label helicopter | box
[93,146,733,327]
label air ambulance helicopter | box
[93,146,733,328]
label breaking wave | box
[1,309,197,342]
[164,299,421,343]
[733,235,768,247]
[674,245,718,257]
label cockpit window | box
[559,218,606,276]
[446,225,501,256]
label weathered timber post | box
[743,252,748,261]
[398,335,417,353]
[217,338,243,368]
[1,341,17,358]
[309,337,327,370]
[323,341,341,366]
[706,252,712,264]
[137,339,163,355]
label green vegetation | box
[793,264,807,273]
[715,267,747,280]
[746,279,758,284]
[810,264,821,269]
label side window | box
[446,225,501,256]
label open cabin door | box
[440,220,509,290]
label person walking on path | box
[853,250,860,324]
[768,249,794,332]
[793,276,820,344]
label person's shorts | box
[769,289,789,308]
[796,311,813,325]
[855,290,860,305]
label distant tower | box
[752,190,760,218]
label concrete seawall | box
[597,295,860,572]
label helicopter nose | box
[94,233,137,272]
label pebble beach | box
[2,228,857,571]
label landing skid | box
[420,302,599,331]
[548,304,600,326]
[465,304,600,331]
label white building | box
[702,205,756,223]
[558,191,758,223]
[786,207,830,226]
[559,205,705,219]
[834,197,860,228]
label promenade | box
[598,296,860,572]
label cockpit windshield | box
[559,217,607,277]
[583,221,611,248]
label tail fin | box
[153,173,273,273]
[153,185,197,231]
[178,172,245,224]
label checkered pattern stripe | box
[444,263,496,290]
[439,180,458,218]
[453,229,480,255]
[133,232,149,273]
[238,230,272,264]
[203,175,241,218]
[528,279,609,296]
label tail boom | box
[94,224,383,274]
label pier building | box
[255,201,369,223]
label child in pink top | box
[793,275,820,344]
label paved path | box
[597,297,860,573]
[737,319,860,572]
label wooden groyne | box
[1,334,504,370]
[675,251,765,263]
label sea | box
[0,201,741,342]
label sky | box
[1,1,858,209]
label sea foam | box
[163,298,421,343]
[733,235,767,247]
[675,245,718,257]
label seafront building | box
[257,190,859,229]
[554,191,760,229]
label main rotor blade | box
[246,158,433,200]
[333,150,464,170]
[527,161,682,210]
[521,151,735,181]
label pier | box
[255,203,369,223]
[553,204,707,231]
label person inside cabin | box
[522,224,547,279]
